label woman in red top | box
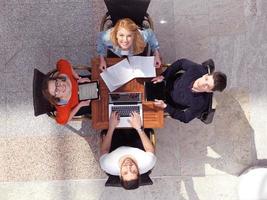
[42,59,91,125]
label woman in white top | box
[100,111,156,190]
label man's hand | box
[154,99,167,109]
[77,77,91,83]
[99,57,107,72]
[151,75,164,84]
[128,111,142,130]
[109,111,120,130]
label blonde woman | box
[97,18,161,71]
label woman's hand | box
[128,111,142,130]
[109,111,120,130]
[151,75,164,83]
[154,50,162,68]
[99,56,107,72]
[154,99,167,109]
[77,77,91,83]
[79,100,91,108]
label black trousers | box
[109,129,145,152]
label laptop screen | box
[109,92,141,103]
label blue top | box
[96,28,160,57]
[163,59,210,123]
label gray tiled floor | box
[1,0,267,199]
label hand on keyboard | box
[111,105,140,117]
[128,111,142,130]
[109,111,120,129]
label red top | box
[55,59,78,125]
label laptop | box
[108,92,143,128]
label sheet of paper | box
[128,56,156,78]
[100,56,156,92]
[105,59,135,86]
[100,71,122,92]
[100,58,134,91]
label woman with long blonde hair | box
[97,18,161,71]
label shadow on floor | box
[153,89,257,199]
[65,120,101,163]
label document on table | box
[128,56,156,78]
[100,56,156,92]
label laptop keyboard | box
[111,105,140,117]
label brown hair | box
[120,176,140,190]
[110,18,146,55]
[42,75,66,106]
[212,71,227,92]
[120,158,140,190]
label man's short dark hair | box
[212,71,227,92]
[120,176,140,190]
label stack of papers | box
[100,56,156,92]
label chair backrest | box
[104,0,151,27]
[197,93,216,124]
[199,58,216,124]
[101,128,155,187]
[202,59,215,74]
[33,67,91,119]
[32,68,55,116]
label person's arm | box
[96,31,107,56]
[164,104,195,123]
[55,100,91,125]
[66,100,91,123]
[143,29,160,51]
[96,31,108,71]
[151,75,164,84]
[153,49,162,68]
[142,29,161,68]
[154,99,202,123]
[162,58,196,80]
[77,77,91,83]
[128,112,155,153]
[100,112,120,155]
[70,66,80,80]
[99,55,107,72]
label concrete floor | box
[0,0,267,199]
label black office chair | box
[32,65,92,120]
[100,0,153,31]
[162,59,217,124]
[101,128,156,187]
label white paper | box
[100,56,156,92]
[128,56,155,78]
[108,59,135,86]
[100,71,122,91]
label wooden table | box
[91,57,164,129]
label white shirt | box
[100,146,157,176]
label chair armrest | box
[100,12,112,31]
[212,96,217,109]
[73,65,92,71]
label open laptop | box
[108,92,143,128]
